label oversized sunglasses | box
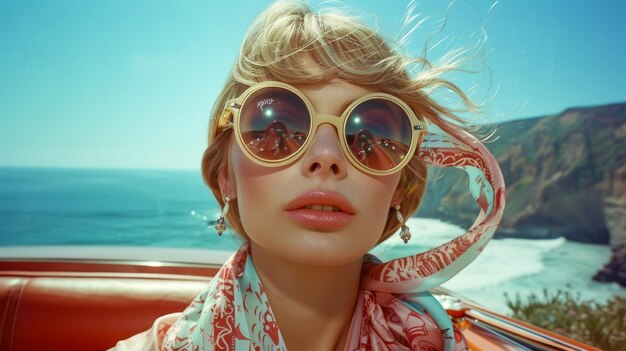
[218,81,427,175]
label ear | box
[217,166,237,200]
[391,186,404,208]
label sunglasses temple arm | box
[218,100,239,129]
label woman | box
[111,1,505,350]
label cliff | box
[416,102,626,285]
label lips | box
[285,190,356,229]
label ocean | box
[0,167,242,249]
[1,167,623,314]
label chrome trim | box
[0,257,222,269]
[0,245,234,266]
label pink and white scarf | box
[111,127,505,351]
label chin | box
[279,234,374,267]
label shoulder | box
[108,312,182,351]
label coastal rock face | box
[594,163,626,286]
[602,162,626,248]
[419,102,625,243]
[416,102,626,285]
[593,245,626,287]
[496,103,626,244]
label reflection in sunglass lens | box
[345,99,412,171]
[239,88,311,161]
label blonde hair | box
[202,0,475,243]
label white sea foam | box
[370,218,626,314]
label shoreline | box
[374,218,625,315]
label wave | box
[370,218,623,314]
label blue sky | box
[1,0,625,170]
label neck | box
[249,241,362,351]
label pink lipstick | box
[285,190,356,229]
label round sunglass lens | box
[345,99,413,171]
[239,87,311,162]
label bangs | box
[234,3,406,87]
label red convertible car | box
[0,246,600,351]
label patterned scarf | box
[148,243,467,351]
[111,127,505,351]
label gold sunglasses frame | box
[219,81,427,175]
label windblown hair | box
[202,0,475,243]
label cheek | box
[231,141,261,201]
[229,142,285,231]
[230,138,274,179]
[363,174,401,226]
[364,169,401,200]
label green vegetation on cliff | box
[505,290,626,350]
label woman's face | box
[227,79,402,266]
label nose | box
[300,124,348,179]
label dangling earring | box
[395,204,411,244]
[215,195,230,236]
